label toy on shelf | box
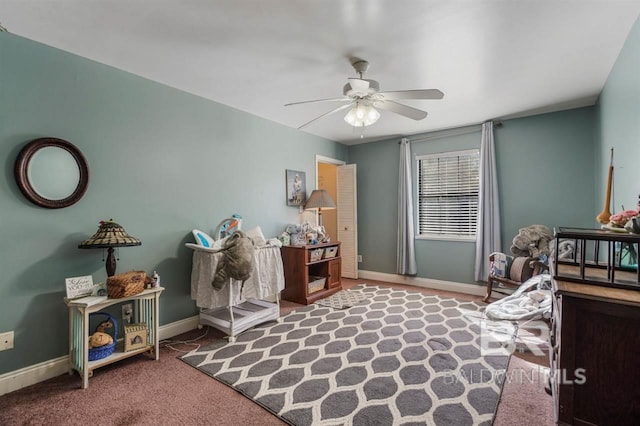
[215,214,243,239]
[88,313,117,361]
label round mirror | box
[14,138,89,208]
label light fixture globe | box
[344,102,380,127]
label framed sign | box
[65,275,106,299]
[286,169,306,206]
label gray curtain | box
[397,138,417,275]
[474,121,501,281]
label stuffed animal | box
[89,319,114,348]
[285,223,302,235]
[89,332,113,348]
[212,230,256,290]
[285,223,306,246]
[510,224,553,259]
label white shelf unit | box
[64,287,164,389]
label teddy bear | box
[510,224,553,259]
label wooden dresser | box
[280,242,342,305]
[551,271,640,425]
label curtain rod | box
[399,121,502,144]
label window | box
[417,149,480,240]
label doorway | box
[315,155,358,279]
[317,162,339,242]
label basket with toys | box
[88,312,117,361]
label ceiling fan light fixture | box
[344,102,380,127]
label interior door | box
[337,164,358,279]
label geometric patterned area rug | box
[181,284,515,426]
[314,288,369,309]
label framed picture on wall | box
[286,169,306,206]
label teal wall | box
[0,33,347,374]
[1,14,638,379]
[349,107,596,284]
[595,16,640,213]
[496,109,596,245]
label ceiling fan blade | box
[376,101,428,120]
[297,102,354,129]
[378,89,444,100]
[285,97,351,107]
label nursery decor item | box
[211,231,256,291]
[88,312,117,361]
[64,275,106,299]
[286,170,306,206]
[215,214,243,239]
[106,270,146,298]
[510,224,553,259]
[304,189,336,227]
[596,148,614,224]
[78,219,142,276]
[14,137,90,209]
[124,323,148,352]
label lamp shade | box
[305,189,336,210]
[78,220,142,248]
[78,220,141,277]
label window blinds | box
[417,149,480,237]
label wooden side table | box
[280,242,342,305]
[64,287,164,389]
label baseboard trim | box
[0,314,200,396]
[158,315,200,341]
[358,270,486,297]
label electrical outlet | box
[0,331,14,351]
[122,303,133,323]
[357,255,363,263]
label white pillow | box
[244,226,267,247]
[192,229,214,248]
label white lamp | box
[344,102,380,127]
[305,189,336,227]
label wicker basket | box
[309,248,324,262]
[107,271,146,298]
[88,312,117,361]
[308,276,326,293]
[323,246,338,259]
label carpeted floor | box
[181,284,515,425]
[0,278,553,426]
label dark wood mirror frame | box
[14,137,90,209]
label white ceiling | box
[2,1,640,145]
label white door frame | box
[315,155,346,186]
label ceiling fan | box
[285,59,444,129]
